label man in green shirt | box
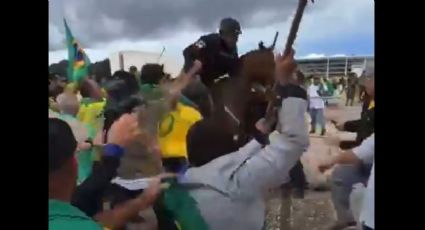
[49,115,169,230]
[325,77,335,96]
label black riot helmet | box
[219,18,242,35]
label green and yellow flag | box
[162,178,209,230]
[64,19,91,83]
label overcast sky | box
[49,0,374,64]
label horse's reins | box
[212,74,256,142]
[224,105,241,126]
[213,74,230,84]
[212,73,242,127]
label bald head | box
[56,93,80,116]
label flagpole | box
[157,46,166,63]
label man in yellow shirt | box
[158,101,202,172]
[77,79,106,132]
[78,99,106,132]
[69,79,107,166]
[138,63,204,173]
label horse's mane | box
[240,47,270,60]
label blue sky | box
[49,0,374,64]
[295,35,374,58]
[236,33,374,59]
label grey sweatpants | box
[331,164,371,224]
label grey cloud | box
[49,24,64,51]
[48,0,307,50]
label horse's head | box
[239,32,279,92]
[207,33,278,141]
[238,47,275,106]
[240,48,275,87]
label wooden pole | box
[265,1,314,229]
[264,0,312,121]
[280,185,293,230]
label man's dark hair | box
[49,73,59,82]
[49,118,77,174]
[186,117,240,167]
[306,75,313,82]
[79,82,91,98]
[182,80,212,117]
[49,73,65,97]
[117,94,147,114]
[129,66,137,72]
[112,70,140,95]
[348,72,357,78]
[104,79,132,103]
[296,70,305,85]
[103,94,146,142]
[140,64,165,85]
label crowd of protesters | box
[49,17,374,230]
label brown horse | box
[213,46,275,136]
[186,42,277,166]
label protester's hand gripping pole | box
[264,0,314,127]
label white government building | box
[109,50,183,77]
[296,55,374,78]
[110,51,374,79]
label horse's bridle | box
[223,104,243,142]
[224,105,241,126]
[211,73,273,143]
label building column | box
[326,58,330,78]
[119,52,124,70]
[344,57,348,76]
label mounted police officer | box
[183,17,241,88]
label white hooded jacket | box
[183,96,310,230]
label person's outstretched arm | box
[93,174,173,230]
[319,133,375,173]
[79,78,104,102]
[341,119,362,133]
[226,50,310,196]
[230,95,310,197]
[71,153,121,217]
[71,114,141,216]
[183,35,209,72]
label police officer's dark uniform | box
[183,18,241,88]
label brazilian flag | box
[162,178,209,230]
[64,19,91,83]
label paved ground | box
[265,103,363,230]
